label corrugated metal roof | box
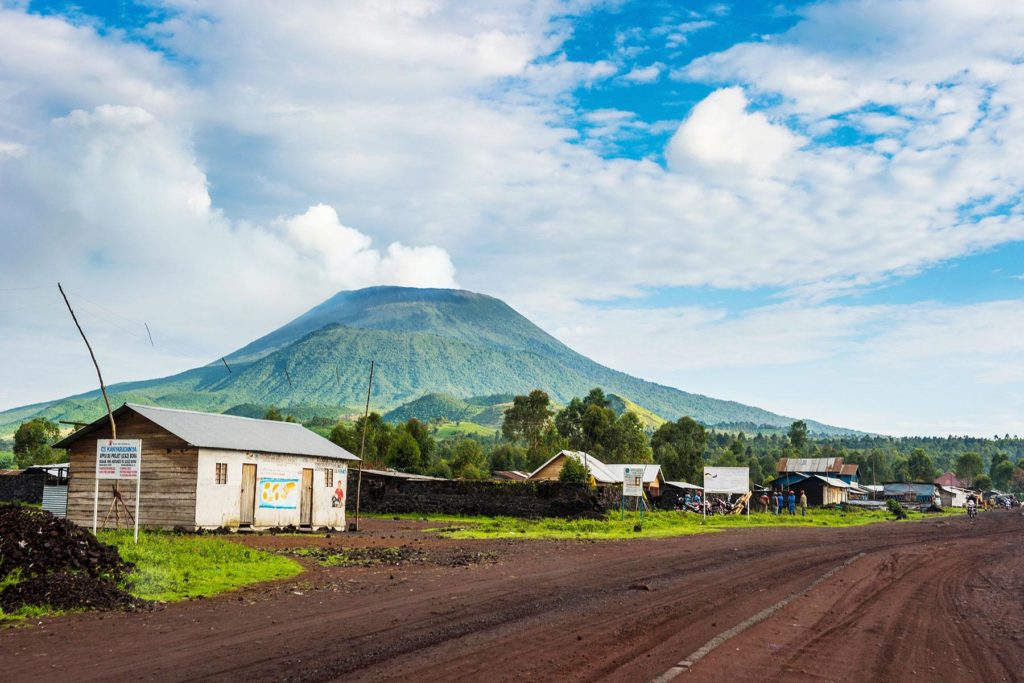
[665,480,703,490]
[776,457,842,473]
[883,483,936,496]
[812,475,851,488]
[55,403,358,461]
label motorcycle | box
[967,504,977,519]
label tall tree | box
[386,429,422,473]
[502,390,555,459]
[906,448,937,482]
[403,418,435,463]
[954,452,984,486]
[449,439,487,479]
[13,418,61,468]
[787,420,809,452]
[651,416,706,482]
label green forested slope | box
[0,286,855,435]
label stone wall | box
[348,473,621,517]
[0,470,45,504]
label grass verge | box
[100,531,303,602]
[389,507,957,540]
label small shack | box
[56,403,358,530]
[883,482,937,505]
[769,472,850,506]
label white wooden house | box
[56,403,359,530]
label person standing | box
[787,490,797,515]
[799,490,808,516]
[775,491,783,515]
[759,492,769,513]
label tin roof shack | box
[769,473,850,506]
[56,404,358,531]
[776,457,859,485]
[528,450,664,497]
[883,483,937,506]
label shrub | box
[886,497,908,520]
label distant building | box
[528,450,664,497]
[56,403,359,530]
[934,472,964,488]
[883,482,937,504]
[776,457,859,485]
[491,470,530,481]
[769,472,851,506]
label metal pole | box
[92,469,99,534]
[133,461,141,544]
[354,360,375,531]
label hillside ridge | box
[0,286,857,436]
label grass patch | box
[432,422,498,439]
[100,531,303,602]
[396,507,946,540]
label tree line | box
[8,392,1024,494]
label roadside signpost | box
[621,465,647,520]
[94,439,142,542]
[703,466,750,521]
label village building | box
[934,471,964,488]
[882,482,938,505]
[55,403,358,531]
[528,450,664,498]
[770,457,860,506]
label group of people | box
[759,489,808,516]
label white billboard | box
[96,440,142,479]
[622,466,645,497]
[703,466,749,494]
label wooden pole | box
[58,283,116,439]
[354,360,375,531]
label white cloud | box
[667,86,804,175]
[620,63,662,84]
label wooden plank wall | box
[66,411,199,529]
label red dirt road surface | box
[2,512,1021,682]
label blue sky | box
[1,0,1023,436]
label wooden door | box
[300,468,313,527]
[240,464,257,526]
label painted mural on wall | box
[258,476,300,509]
[331,465,348,508]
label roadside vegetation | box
[389,507,955,541]
[100,531,302,602]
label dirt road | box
[2,512,1020,682]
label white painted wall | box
[195,449,349,529]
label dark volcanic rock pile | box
[0,503,143,613]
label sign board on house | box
[258,471,301,509]
[703,466,749,494]
[623,466,645,497]
[93,439,143,543]
[96,440,142,479]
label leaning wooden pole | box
[354,360,375,531]
[59,283,116,439]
